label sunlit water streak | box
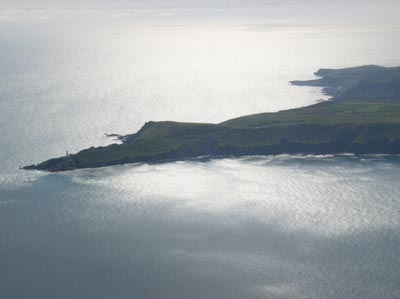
[1,155,400,299]
[1,9,400,299]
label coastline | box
[24,65,400,172]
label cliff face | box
[24,65,400,172]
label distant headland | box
[24,65,400,172]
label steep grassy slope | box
[24,65,400,171]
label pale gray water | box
[1,9,400,299]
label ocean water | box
[1,9,400,299]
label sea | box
[0,8,400,299]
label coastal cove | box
[24,65,400,172]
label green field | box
[222,100,400,128]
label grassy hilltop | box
[25,65,400,171]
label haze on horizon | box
[1,0,399,26]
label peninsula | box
[24,65,400,172]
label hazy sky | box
[1,0,399,25]
[2,0,400,8]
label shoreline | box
[24,65,400,172]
